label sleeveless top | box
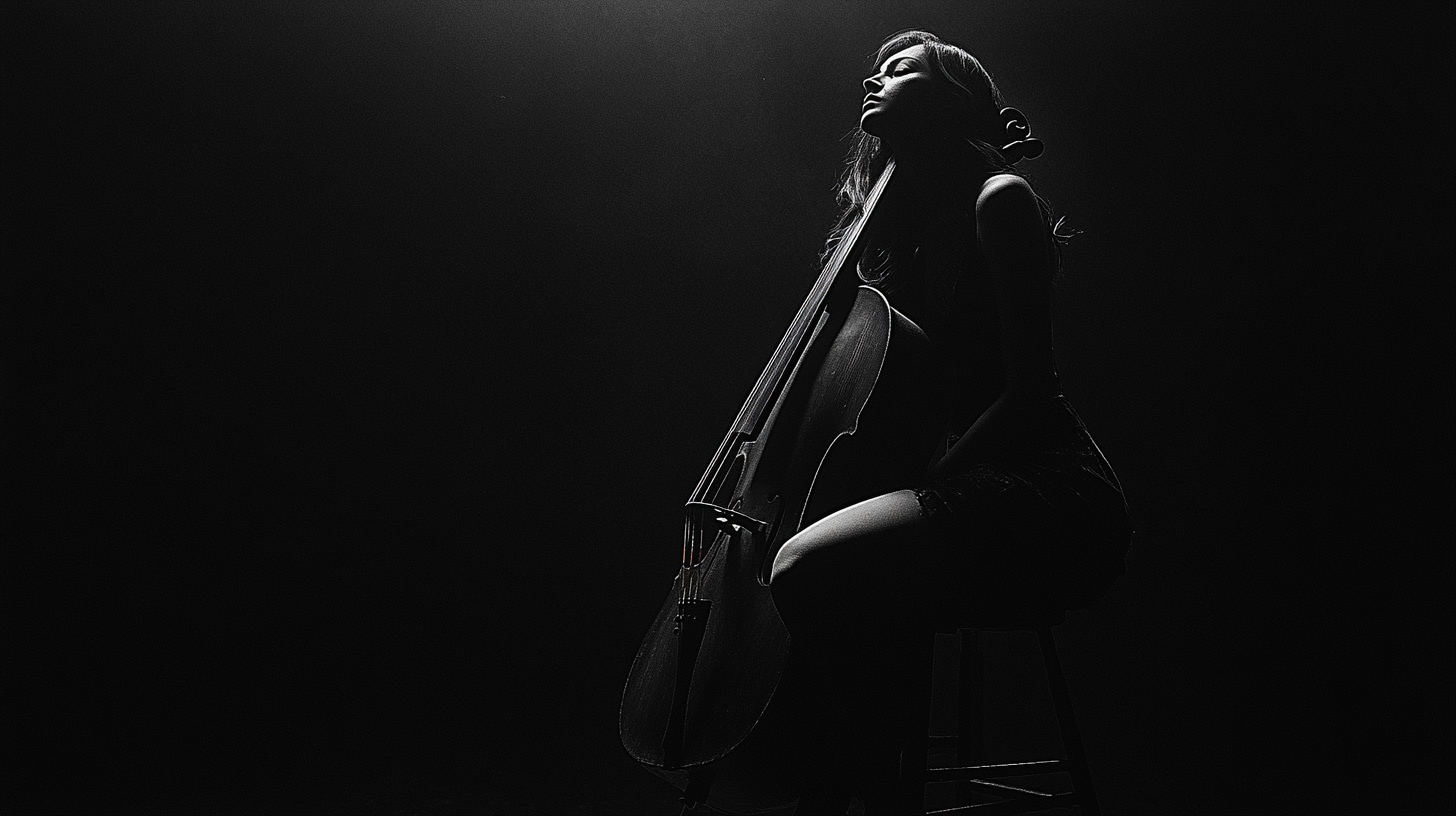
[858,207,1132,611]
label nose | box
[863,74,881,93]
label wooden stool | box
[894,609,1101,815]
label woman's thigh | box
[767,489,947,630]
[770,489,927,583]
[768,487,1063,629]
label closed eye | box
[875,56,920,80]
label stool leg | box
[954,629,984,806]
[883,628,935,815]
[1038,628,1100,816]
[840,629,933,815]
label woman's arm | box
[928,173,1055,477]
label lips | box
[862,96,880,109]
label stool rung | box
[924,759,1066,783]
[915,627,1100,815]
[927,791,1078,815]
[947,778,1056,797]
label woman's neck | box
[888,129,977,171]
[878,143,986,232]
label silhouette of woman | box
[664,30,1132,814]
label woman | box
[678,30,1132,814]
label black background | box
[5,2,1452,813]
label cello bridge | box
[684,501,768,537]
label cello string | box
[686,512,696,602]
[688,161,897,506]
[692,520,702,599]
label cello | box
[620,159,946,804]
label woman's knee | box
[768,489,926,588]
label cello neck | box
[690,159,898,504]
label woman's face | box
[860,44,950,145]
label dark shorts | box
[914,396,1133,614]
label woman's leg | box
[762,489,947,802]
[771,489,930,580]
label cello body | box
[621,292,944,753]
[620,162,946,797]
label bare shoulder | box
[973,173,1042,244]
[975,173,1037,216]
[971,172,1052,283]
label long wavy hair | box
[826,30,1071,273]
